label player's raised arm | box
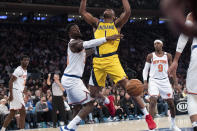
[79,0,99,28]
[115,0,131,29]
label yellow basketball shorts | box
[89,54,127,87]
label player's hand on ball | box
[106,34,124,41]
[168,61,178,77]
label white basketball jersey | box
[187,37,197,94]
[149,52,168,79]
[192,37,197,47]
[63,39,86,77]
[12,66,27,92]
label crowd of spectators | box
[0,19,190,129]
[1,0,160,9]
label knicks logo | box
[176,101,188,112]
[167,93,171,97]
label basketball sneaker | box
[145,114,156,130]
[170,125,181,131]
[60,125,75,131]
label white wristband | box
[143,62,150,81]
[176,20,192,53]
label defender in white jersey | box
[168,13,197,131]
[60,23,123,131]
[143,40,181,131]
[1,55,29,131]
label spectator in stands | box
[33,90,41,106]
[35,96,49,128]
[157,97,168,117]
[0,99,9,116]
[120,93,134,119]
[63,96,72,125]
[24,96,37,128]
[115,95,124,121]
[92,102,104,123]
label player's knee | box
[9,110,16,117]
[90,91,96,98]
[89,86,100,98]
[150,97,157,106]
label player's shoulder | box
[165,52,172,56]
[147,53,153,58]
[186,12,194,22]
[14,66,22,71]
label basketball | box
[126,79,144,96]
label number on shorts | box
[158,64,163,72]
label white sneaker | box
[60,126,71,131]
[171,125,181,131]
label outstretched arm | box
[79,0,99,28]
[115,0,131,29]
[69,34,123,53]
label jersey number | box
[158,64,163,72]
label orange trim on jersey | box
[187,92,197,95]
[68,91,92,105]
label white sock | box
[171,117,176,126]
[1,127,5,131]
[141,107,149,116]
[192,121,197,127]
[67,115,82,130]
[104,97,110,104]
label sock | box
[141,107,149,116]
[104,97,110,104]
[1,127,5,131]
[171,117,176,126]
[67,115,82,130]
[192,121,197,128]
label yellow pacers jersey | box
[94,22,120,55]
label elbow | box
[79,9,86,16]
[127,9,131,15]
[125,7,131,15]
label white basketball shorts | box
[10,88,25,110]
[61,76,93,105]
[148,78,173,99]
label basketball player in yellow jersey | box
[79,0,156,130]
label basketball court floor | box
[25,115,192,131]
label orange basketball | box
[126,79,144,96]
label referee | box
[47,73,66,128]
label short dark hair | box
[20,55,29,61]
[65,23,77,35]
